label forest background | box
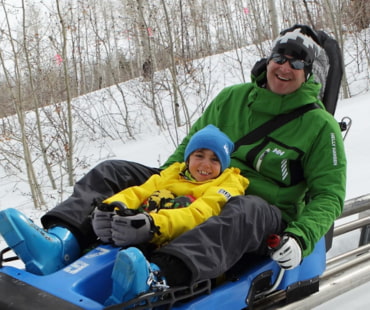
[0,0,369,210]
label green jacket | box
[162,75,346,257]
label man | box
[0,25,346,305]
[103,25,346,304]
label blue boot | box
[105,247,168,306]
[0,208,80,275]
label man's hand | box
[270,234,302,270]
[112,210,158,247]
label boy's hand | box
[91,199,127,243]
[92,207,115,243]
[112,210,159,247]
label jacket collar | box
[248,74,323,116]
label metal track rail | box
[279,259,370,310]
[277,193,370,309]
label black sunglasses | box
[269,53,308,70]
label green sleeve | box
[285,118,346,256]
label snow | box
[334,94,370,200]
[0,48,370,309]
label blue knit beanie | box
[184,125,234,172]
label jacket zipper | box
[256,148,270,171]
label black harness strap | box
[234,103,321,150]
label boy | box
[92,124,249,248]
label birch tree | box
[55,0,74,186]
[0,0,45,209]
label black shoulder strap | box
[234,103,320,150]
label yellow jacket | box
[104,162,249,246]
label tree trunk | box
[56,0,75,186]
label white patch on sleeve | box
[218,189,232,200]
[330,132,338,166]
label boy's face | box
[188,149,221,182]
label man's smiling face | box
[266,55,306,95]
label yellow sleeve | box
[103,174,162,209]
[103,163,182,209]
[150,168,249,245]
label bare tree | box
[268,0,279,38]
[350,0,370,31]
[21,3,57,191]
[55,0,74,186]
[160,0,181,127]
[136,0,162,126]
[0,0,45,209]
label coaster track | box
[255,193,370,309]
